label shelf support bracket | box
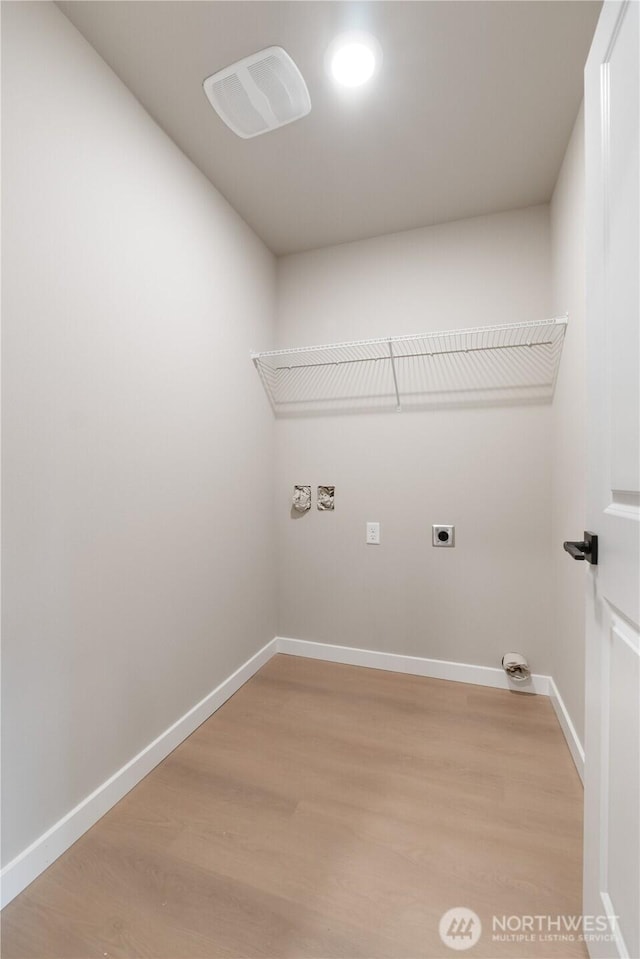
[251,353,276,413]
[388,341,401,412]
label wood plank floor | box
[1,654,586,958]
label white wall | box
[1,0,587,884]
[275,207,554,671]
[550,108,587,746]
[1,1,276,866]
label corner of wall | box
[549,104,587,752]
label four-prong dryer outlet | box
[432,525,455,547]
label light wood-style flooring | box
[1,654,586,958]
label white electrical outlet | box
[366,522,380,545]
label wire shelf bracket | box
[252,315,568,414]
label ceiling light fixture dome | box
[327,32,381,88]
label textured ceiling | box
[58,1,601,255]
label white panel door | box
[583,3,640,958]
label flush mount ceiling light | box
[203,46,311,139]
[326,32,382,88]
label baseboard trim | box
[276,636,551,695]
[276,638,584,781]
[0,637,278,909]
[548,677,585,782]
[2,634,583,909]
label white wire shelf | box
[252,316,568,414]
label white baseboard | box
[277,638,584,781]
[0,637,278,909]
[1,634,583,909]
[548,677,585,782]
[276,636,551,695]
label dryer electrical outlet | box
[432,525,455,547]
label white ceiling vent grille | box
[203,47,311,139]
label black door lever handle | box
[563,531,598,565]
[564,541,588,559]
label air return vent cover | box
[203,46,311,139]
